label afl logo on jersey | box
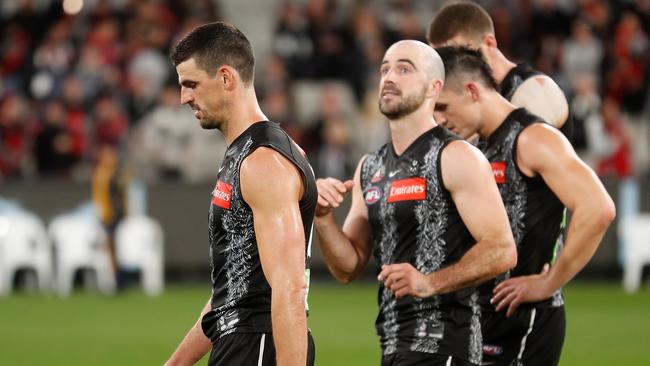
[212,180,233,209]
[365,187,382,205]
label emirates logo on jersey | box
[491,162,507,184]
[387,177,426,203]
[212,180,233,209]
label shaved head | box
[385,40,445,82]
[379,40,445,120]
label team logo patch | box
[365,186,382,205]
[387,177,426,203]
[491,162,507,184]
[212,180,233,209]
[483,344,503,356]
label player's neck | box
[388,105,437,155]
[479,92,517,139]
[223,88,268,145]
[488,50,517,86]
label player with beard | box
[434,46,615,366]
[165,22,317,366]
[314,40,517,366]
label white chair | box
[619,214,650,293]
[49,214,116,297]
[115,215,164,295]
[0,212,52,295]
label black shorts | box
[207,331,315,366]
[481,306,565,366]
[382,352,476,366]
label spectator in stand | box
[561,18,604,89]
[93,95,129,149]
[596,97,638,266]
[306,0,351,80]
[606,10,650,176]
[0,94,35,178]
[60,75,89,163]
[597,98,633,179]
[272,1,313,79]
[34,99,78,177]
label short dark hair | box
[171,21,254,85]
[436,46,498,92]
[427,2,494,46]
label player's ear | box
[218,66,237,91]
[483,34,497,49]
[428,79,443,99]
[465,81,481,102]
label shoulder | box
[441,139,482,161]
[513,75,566,102]
[518,122,567,148]
[440,140,489,181]
[240,147,302,198]
[511,75,569,128]
[438,139,496,197]
[242,146,298,178]
[517,122,573,172]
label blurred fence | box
[1,176,645,281]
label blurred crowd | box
[1,0,649,186]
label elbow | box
[337,275,355,285]
[324,261,362,284]
[498,236,518,273]
[280,280,308,304]
[331,268,358,284]
[597,198,616,231]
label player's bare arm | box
[164,298,213,366]
[510,76,569,129]
[314,157,373,283]
[380,141,516,298]
[241,147,308,366]
[492,124,615,316]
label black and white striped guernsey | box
[477,108,566,309]
[360,125,482,364]
[200,121,317,342]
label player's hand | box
[378,263,434,298]
[315,178,354,217]
[491,263,553,317]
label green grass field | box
[1,281,649,365]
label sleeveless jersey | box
[500,63,573,141]
[477,108,566,309]
[361,126,482,364]
[201,121,317,341]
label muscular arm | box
[380,141,516,298]
[314,157,373,283]
[164,298,213,366]
[493,124,615,314]
[240,147,308,366]
[430,141,516,293]
[511,76,569,129]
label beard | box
[199,117,221,130]
[379,86,427,120]
[197,99,229,131]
